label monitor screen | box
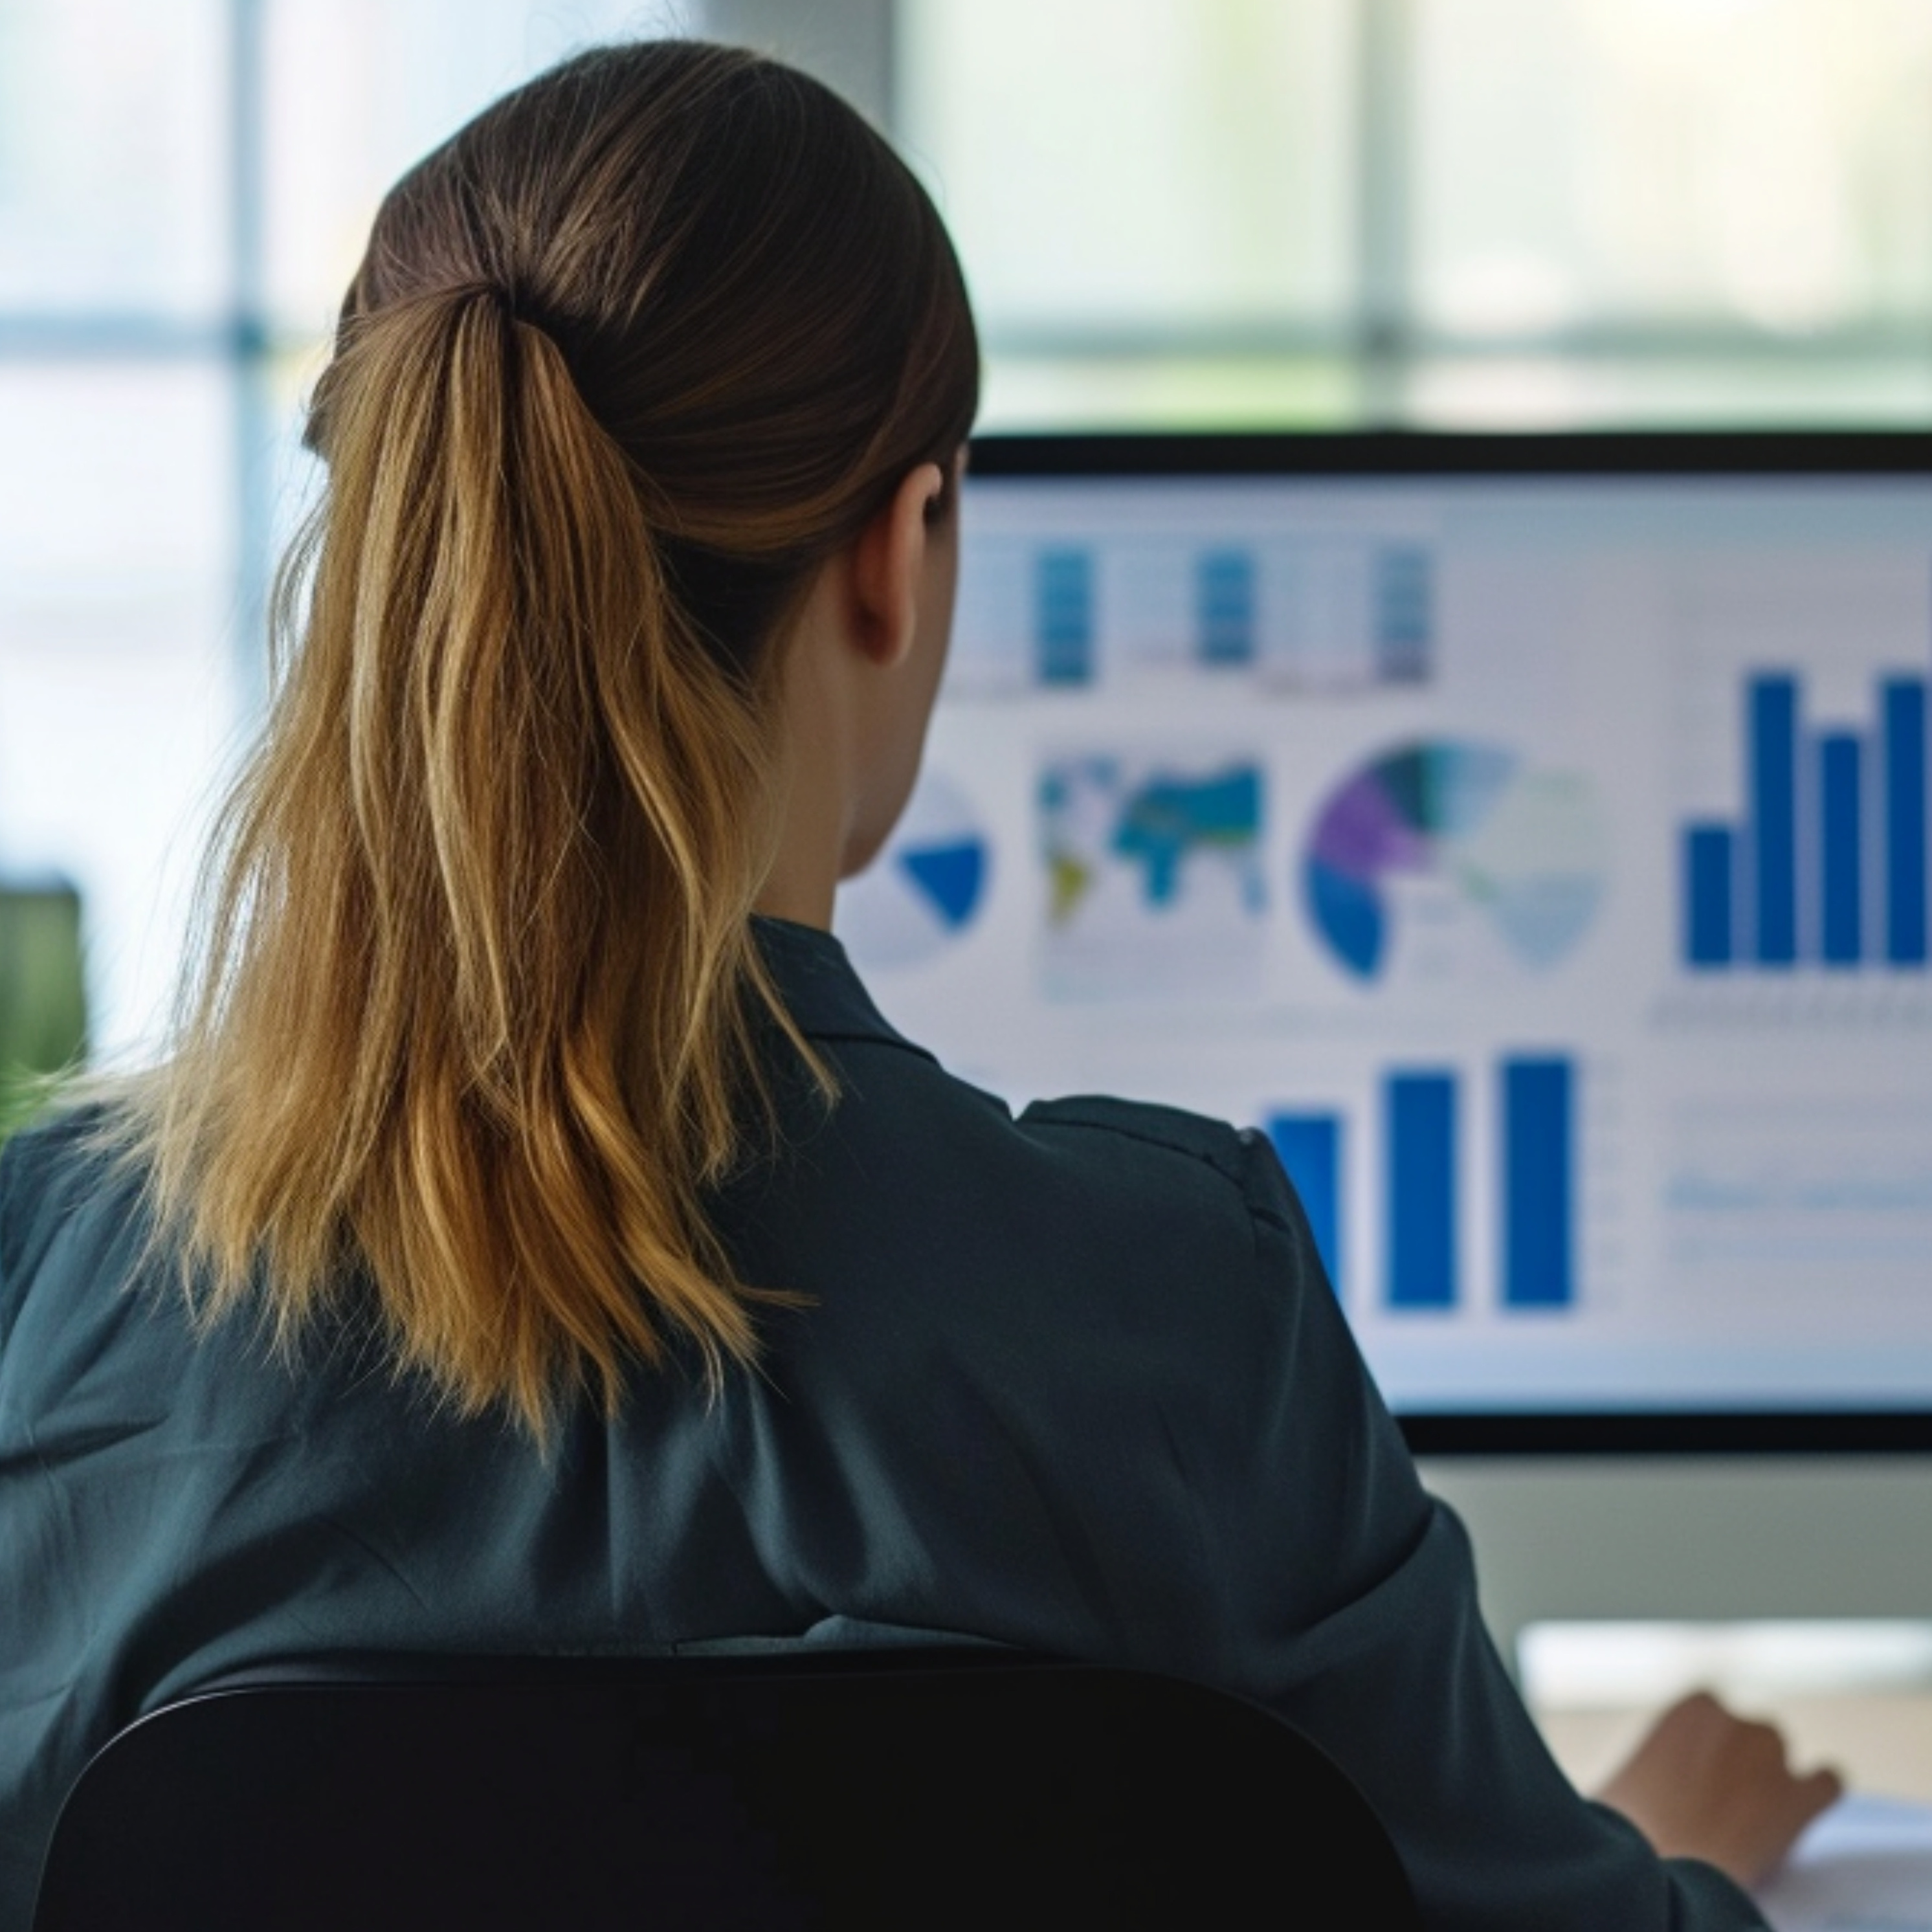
[833,434,1932,1450]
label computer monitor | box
[834,432,1932,1453]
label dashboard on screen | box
[832,435,1932,1451]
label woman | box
[0,40,1833,1929]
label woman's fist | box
[1595,1689,1844,1888]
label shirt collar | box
[751,915,932,1058]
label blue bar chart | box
[1373,544,1433,683]
[1751,674,1799,964]
[1502,1058,1573,1308]
[1885,679,1928,961]
[1267,1051,1579,1316]
[1034,548,1095,686]
[1388,1072,1458,1308]
[1685,826,1735,966]
[1196,548,1258,667]
[1265,1113,1340,1289]
[1680,665,1929,971]
[975,533,1437,692]
[1820,732,1862,964]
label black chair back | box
[33,1649,1417,1930]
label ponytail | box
[102,40,977,1439]
[121,282,817,1437]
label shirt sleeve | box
[1217,1128,1768,1932]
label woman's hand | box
[1593,1689,1844,1889]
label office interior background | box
[8,0,1932,1729]
[10,0,1932,1060]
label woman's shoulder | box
[1,1094,139,1203]
[0,1098,150,1340]
[903,1082,1325,1339]
[1019,1093,1262,1183]
[1014,1093,1305,1241]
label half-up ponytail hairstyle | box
[113,42,979,1437]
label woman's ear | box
[847,462,947,669]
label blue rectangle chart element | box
[1501,1057,1574,1309]
[1749,674,1799,964]
[1034,548,1095,686]
[1267,1113,1342,1294]
[1386,1072,1456,1309]
[1684,824,1735,967]
[1372,544,1432,682]
[1884,677,1927,964]
[1819,732,1863,966]
[1196,548,1257,667]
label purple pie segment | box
[1309,769,1431,880]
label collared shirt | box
[0,917,1759,1929]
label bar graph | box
[1196,548,1257,667]
[1885,678,1928,961]
[959,533,1437,691]
[1266,1050,1579,1316]
[1751,674,1799,964]
[1263,540,1436,691]
[1373,544,1433,683]
[1820,732,1861,964]
[1387,1072,1458,1308]
[1034,548,1095,686]
[1265,1113,1340,1289]
[1680,666,1929,971]
[1685,826,1735,965]
[1502,1058,1573,1308]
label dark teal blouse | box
[0,919,1759,1929]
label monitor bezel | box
[967,427,1932,480]
[963,428,1932,1456]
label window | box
[11,0,1932,1053]
[0,0,685,1060]
[897,0,1932,429]
[898,0,1360,426]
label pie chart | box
[838,770,990,970]
[1303,741,1606,981]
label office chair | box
[32,1647,1419,1930]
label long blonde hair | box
[111,43,978,1437]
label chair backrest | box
[32,1649,1418,1931]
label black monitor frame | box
[966,428,1932,1456]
